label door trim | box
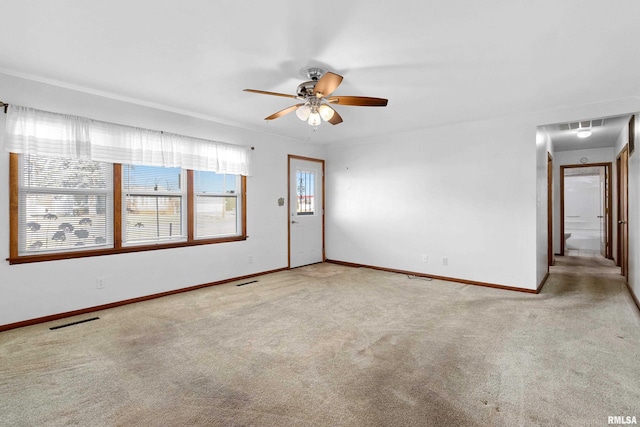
[547,153,553,267]
[287,155,325,268]
[616,145,629,278]
[560,162,612,258]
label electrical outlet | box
[248,255,253,264]
[422,254,428,263]
[96,277,105,289]
[442,257,448,266]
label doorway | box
[288,155,325,268]
[560,163,612,258]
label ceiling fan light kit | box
[318,104,335,121]
[295,104,311,121]
[244,67,388,127]
[308,111,322,127]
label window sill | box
[6,235,248,265]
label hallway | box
[552,254,620,273]
[564,249,605,258]
[547,255,639,319]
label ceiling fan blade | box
[244,89,298,99]
[328,108,343,125]
[327,96,388,107]
[264,104,303,120]
[313,72,343,98]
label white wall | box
[0,73,325,326]
[618,113,640,304]
[326,115,539,290]
[536,128,553,285]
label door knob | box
[597,215,603,218]
[292,220,298,224]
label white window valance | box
[3,105,252,176]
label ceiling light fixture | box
[577,129,592,138]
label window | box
[18,154,113,255]
[5,104,250,264]
[122,165,186,245]
[194,171,241,239]
[9,154,246,263]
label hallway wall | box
[619,113,640,306]
[536,128,553,282]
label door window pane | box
[296,169,315,215]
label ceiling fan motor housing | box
[296,67,326,97]
[302,67,325,81]
[296,81,317,98]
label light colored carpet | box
[0,258,638,426]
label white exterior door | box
[289,156,324,268]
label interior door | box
[289,156,324,268]
[617,147,629,278]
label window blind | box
[122,164,185,244]
[19,154,113,255]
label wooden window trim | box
[113,163,123,249]
[187,169,195,241]
[7,153,247,265]
[9,153,19,259]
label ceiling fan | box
[243,67,388,126]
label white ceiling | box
[1,1,640,144]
